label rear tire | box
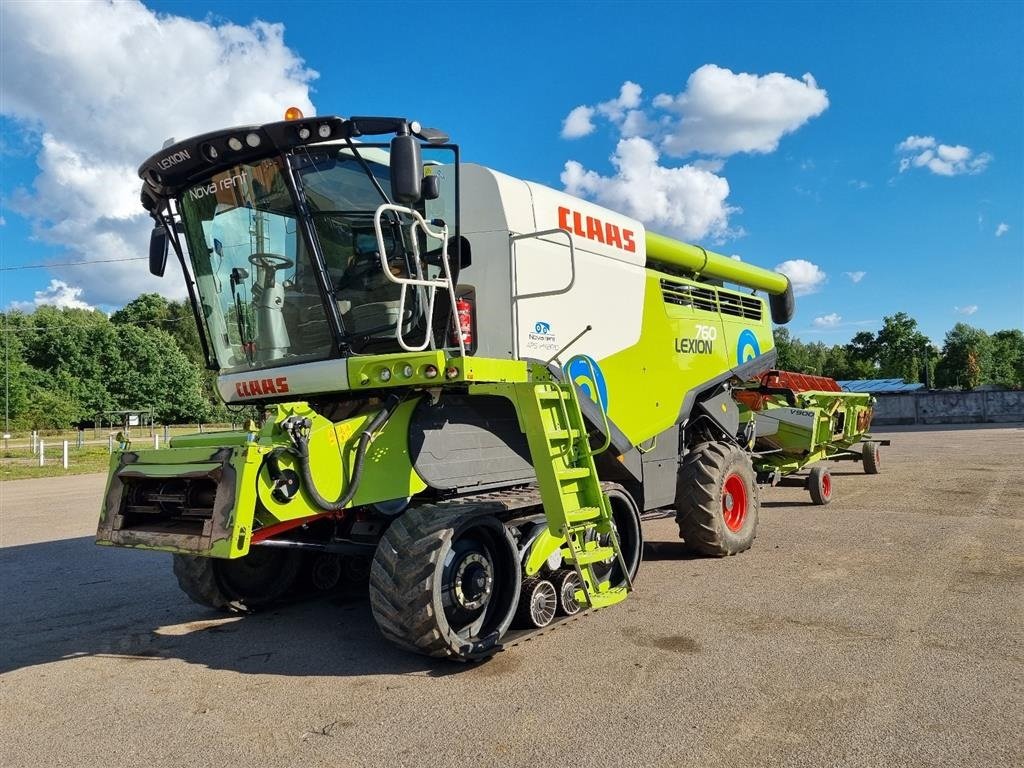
[863,441,881,474]
[369,504,521,660]
[675,442,759,557]
[172,547,302,612]
[808,465,833,505]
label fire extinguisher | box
[451,296,474,348]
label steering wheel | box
[249,252,294,270]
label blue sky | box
[1,0,1021,344]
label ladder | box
[514,371,633,610]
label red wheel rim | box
[822,473,831,498]
[721,474,748,532]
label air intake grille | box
[660,279,763,321]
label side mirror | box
[389,133,423,204]
[149,225,169,277]
[421,175,440,201]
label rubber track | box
[172,554,233,611]
[369,482,630,660]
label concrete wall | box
[873,390,1024,425]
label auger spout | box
[645,231,794,323]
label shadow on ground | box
[1,532,701,678]
[0,536,461,679]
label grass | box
[1,445,114,481]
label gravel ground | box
[0,425,1021,768]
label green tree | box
[987,329,1024,389]
[874,312,931,382]
[935,323,992,389]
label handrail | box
[509,227,577,359]
[372,204,463,356]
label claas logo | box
[235,376,290,398]
[557,206,636,253]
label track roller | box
[553,569,584,616]
[515,577,558,628]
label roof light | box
[317,123,332,139]
[401,364,414,378]
[297,126,311,141]
[424,365,438,379]
[379,368,392,383]
[445,366,459,380]
[245,132,261,148]
[227,137,243,151]
[284,106,304,121]
[202,143,219,161]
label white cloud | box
[896,135,991,176]
[9,279,95,312]
[596,81,643,121]
[775,259,827,296]
[561,137,737,242]
[843,270,866,283]
[897,135,936,152]
[1,0,317,306]
[995,223,1009,237]
[813,312,842,328]
[561,105,596,139]
[654,65,829,156]
[954,305,979,316]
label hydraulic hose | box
[277,395,401,513]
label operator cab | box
[140,113,465,379]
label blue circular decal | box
[565,355,609,413]
[736,329,761,364]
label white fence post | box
[39,440,45,467]
[108,435,114,453]
[77,430,84,449]
[63,440,69,469]
[31,431,38,455]
[154,433,160,450]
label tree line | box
[774,312,1024,389]
[1,299,1021,431]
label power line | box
[0,256,147,272]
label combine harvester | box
[96,108,858,660]
[735,370,889,505]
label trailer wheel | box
[808,466,833,505]
[675,442,759,557]
[369,504,520,660]
[862,441,881,474]
[172,548,302,612]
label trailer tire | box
[172,548,302,612]
[808,466,833,505]
[862,441,881,474]
[675,442,759,557]
[369,504,521,660]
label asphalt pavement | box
[0,425,1021,767]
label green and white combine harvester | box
[96,110,876,659]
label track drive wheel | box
[172,548,302,612]
[862,441,881,474]
[808,465,833,505]
[675,442,759,557]
[514,577,558,628]
[369,505,520,660]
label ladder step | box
[568,545,617,565]
[536,390,570,401]
[555,467,591,481]
[586,586,629,609]
[546,428,582,441]
[565,506,602,523]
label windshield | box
[179,158,334,373]
[178,144,459,373]
[295,145,458,351]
